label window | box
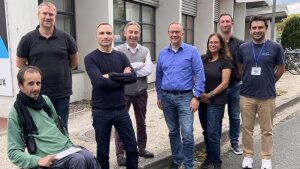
[38,0,76,39]
[182,14,194,45]
[113,0,156,61]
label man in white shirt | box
[114,21,153,166]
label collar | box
[34,25,58,38]
[126,43,140,54]
[168,42,184,52]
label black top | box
[17,26,78,99]
[227,36,244,84]
[84,49,137,110]
[202,56,233,105]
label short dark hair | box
[97,22,112,28]
[17,66,42,85]
[219,13,233,23]
[249,15,268,29]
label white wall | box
[194,0,215,55]
[233,3,246,40]
[0,0,38,117]
[75,0,113,100]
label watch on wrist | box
[193,95,200,101]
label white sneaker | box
[242,157,253,168]
[261,159,272,169]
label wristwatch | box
[193,95,200,101]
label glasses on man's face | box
[168,31,182,35]
[209,41,220,45]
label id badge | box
[251,67,261,75]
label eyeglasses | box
[209,41,220,45]
[168,31,182,35]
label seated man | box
[7,65,99,169]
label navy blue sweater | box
[84,49,137,109]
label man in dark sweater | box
[84,23,138,169]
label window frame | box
[181,14,194,45]
[113,0,156,61]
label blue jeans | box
[198,103,225,164]
[50,96,70,131]
[227,83,241,144]
[92,107,138,169]
[161,91,194,169]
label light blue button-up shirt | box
[156,42,205,100]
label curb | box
[139,93,300,169]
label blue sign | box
[0,36,8,58]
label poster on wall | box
[0,0,13,96]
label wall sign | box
[0,0,13,96]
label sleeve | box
[223,59,233,69]
[275,43,285,65]
[155,51,163,100]
[108,52,137,84]
[16,35,30,58]
[192,48,205,97]
[7,108,40,168]
[236,45,243,64]
[84,53,123,89]
[135,47,153,77]
[66,34,78,55]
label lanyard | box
[251,41,266,67]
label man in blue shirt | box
[156,22,205,169]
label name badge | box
[251,67,261,75]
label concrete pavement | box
[0,73,299,169]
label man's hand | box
[200,93,211,103]
[102,74,109,79]
[190,98,199,113]
[157,100,163,110]
[38,155,55,167]
[123,67,132,73]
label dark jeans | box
[48,149,99,169]
[50,96,70,131]
[161,91,194,169]
[198,103,225,164]
[227,83,241,144]
[92,107,138,169]
[114,91,148,156]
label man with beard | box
[237,15,285,169]
[7,66,99,169]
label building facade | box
[0,0,287,118]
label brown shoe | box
[138,149,154,158]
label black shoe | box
[231,143,243,155]
[117,155,126,167]
[169,162,179,169]
[214,163,222,169]
[138,149,154,158]
[200,159,214,169]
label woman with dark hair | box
[199,33,233,169]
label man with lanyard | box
[218,13,244,155]
[237,15,285,169]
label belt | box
[163,90,192,95]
